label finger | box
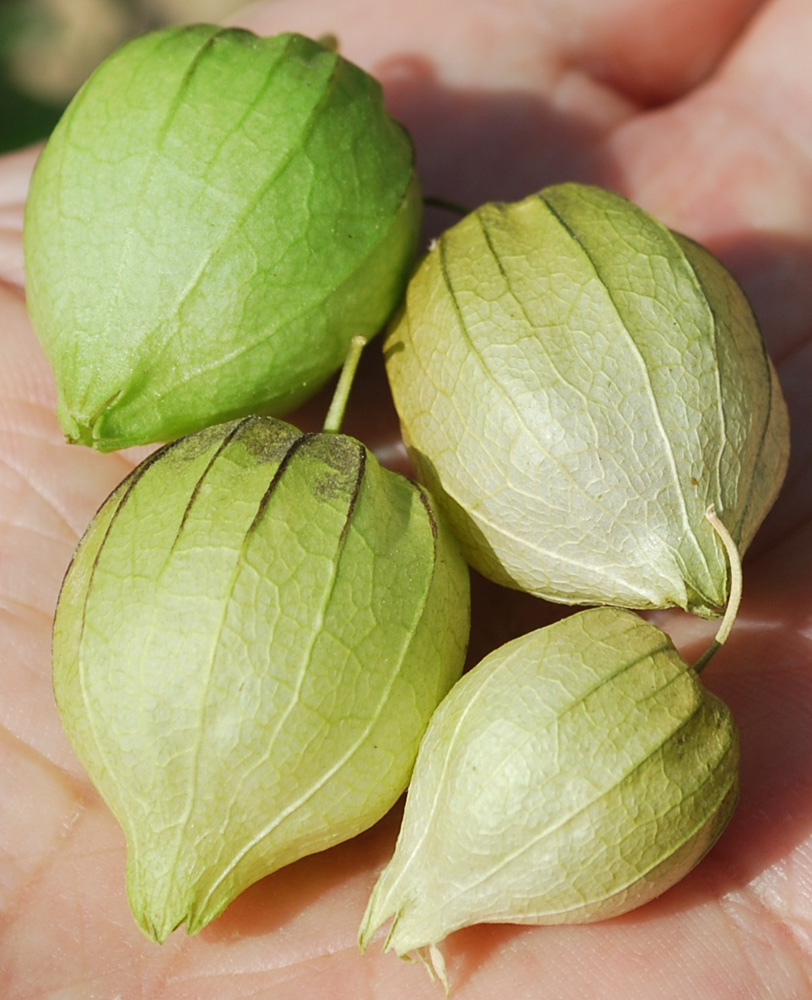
[549,0,765,104]
[604,0,812,346]
[229,0,765,102]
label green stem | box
[322,335,367,433]
[694,505,743,673]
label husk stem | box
[694,505,743,673]
[323,335,367,433]
[422,194,471,218]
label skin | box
[1,0,811,995]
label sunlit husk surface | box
[360,607,738,956]
[385,183,789,616]
[53,415,469,942]
[25,26,421,450]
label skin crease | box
[1,0,812,995]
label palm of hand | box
[2,1,811,996]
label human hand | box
[2,1,811,996]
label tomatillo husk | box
[53,415,469,942]
[359,607,738,982]
[25,26,421,450]
[385,182,789,616]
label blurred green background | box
[0,0,247,152]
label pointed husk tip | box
[359,897,450,993]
